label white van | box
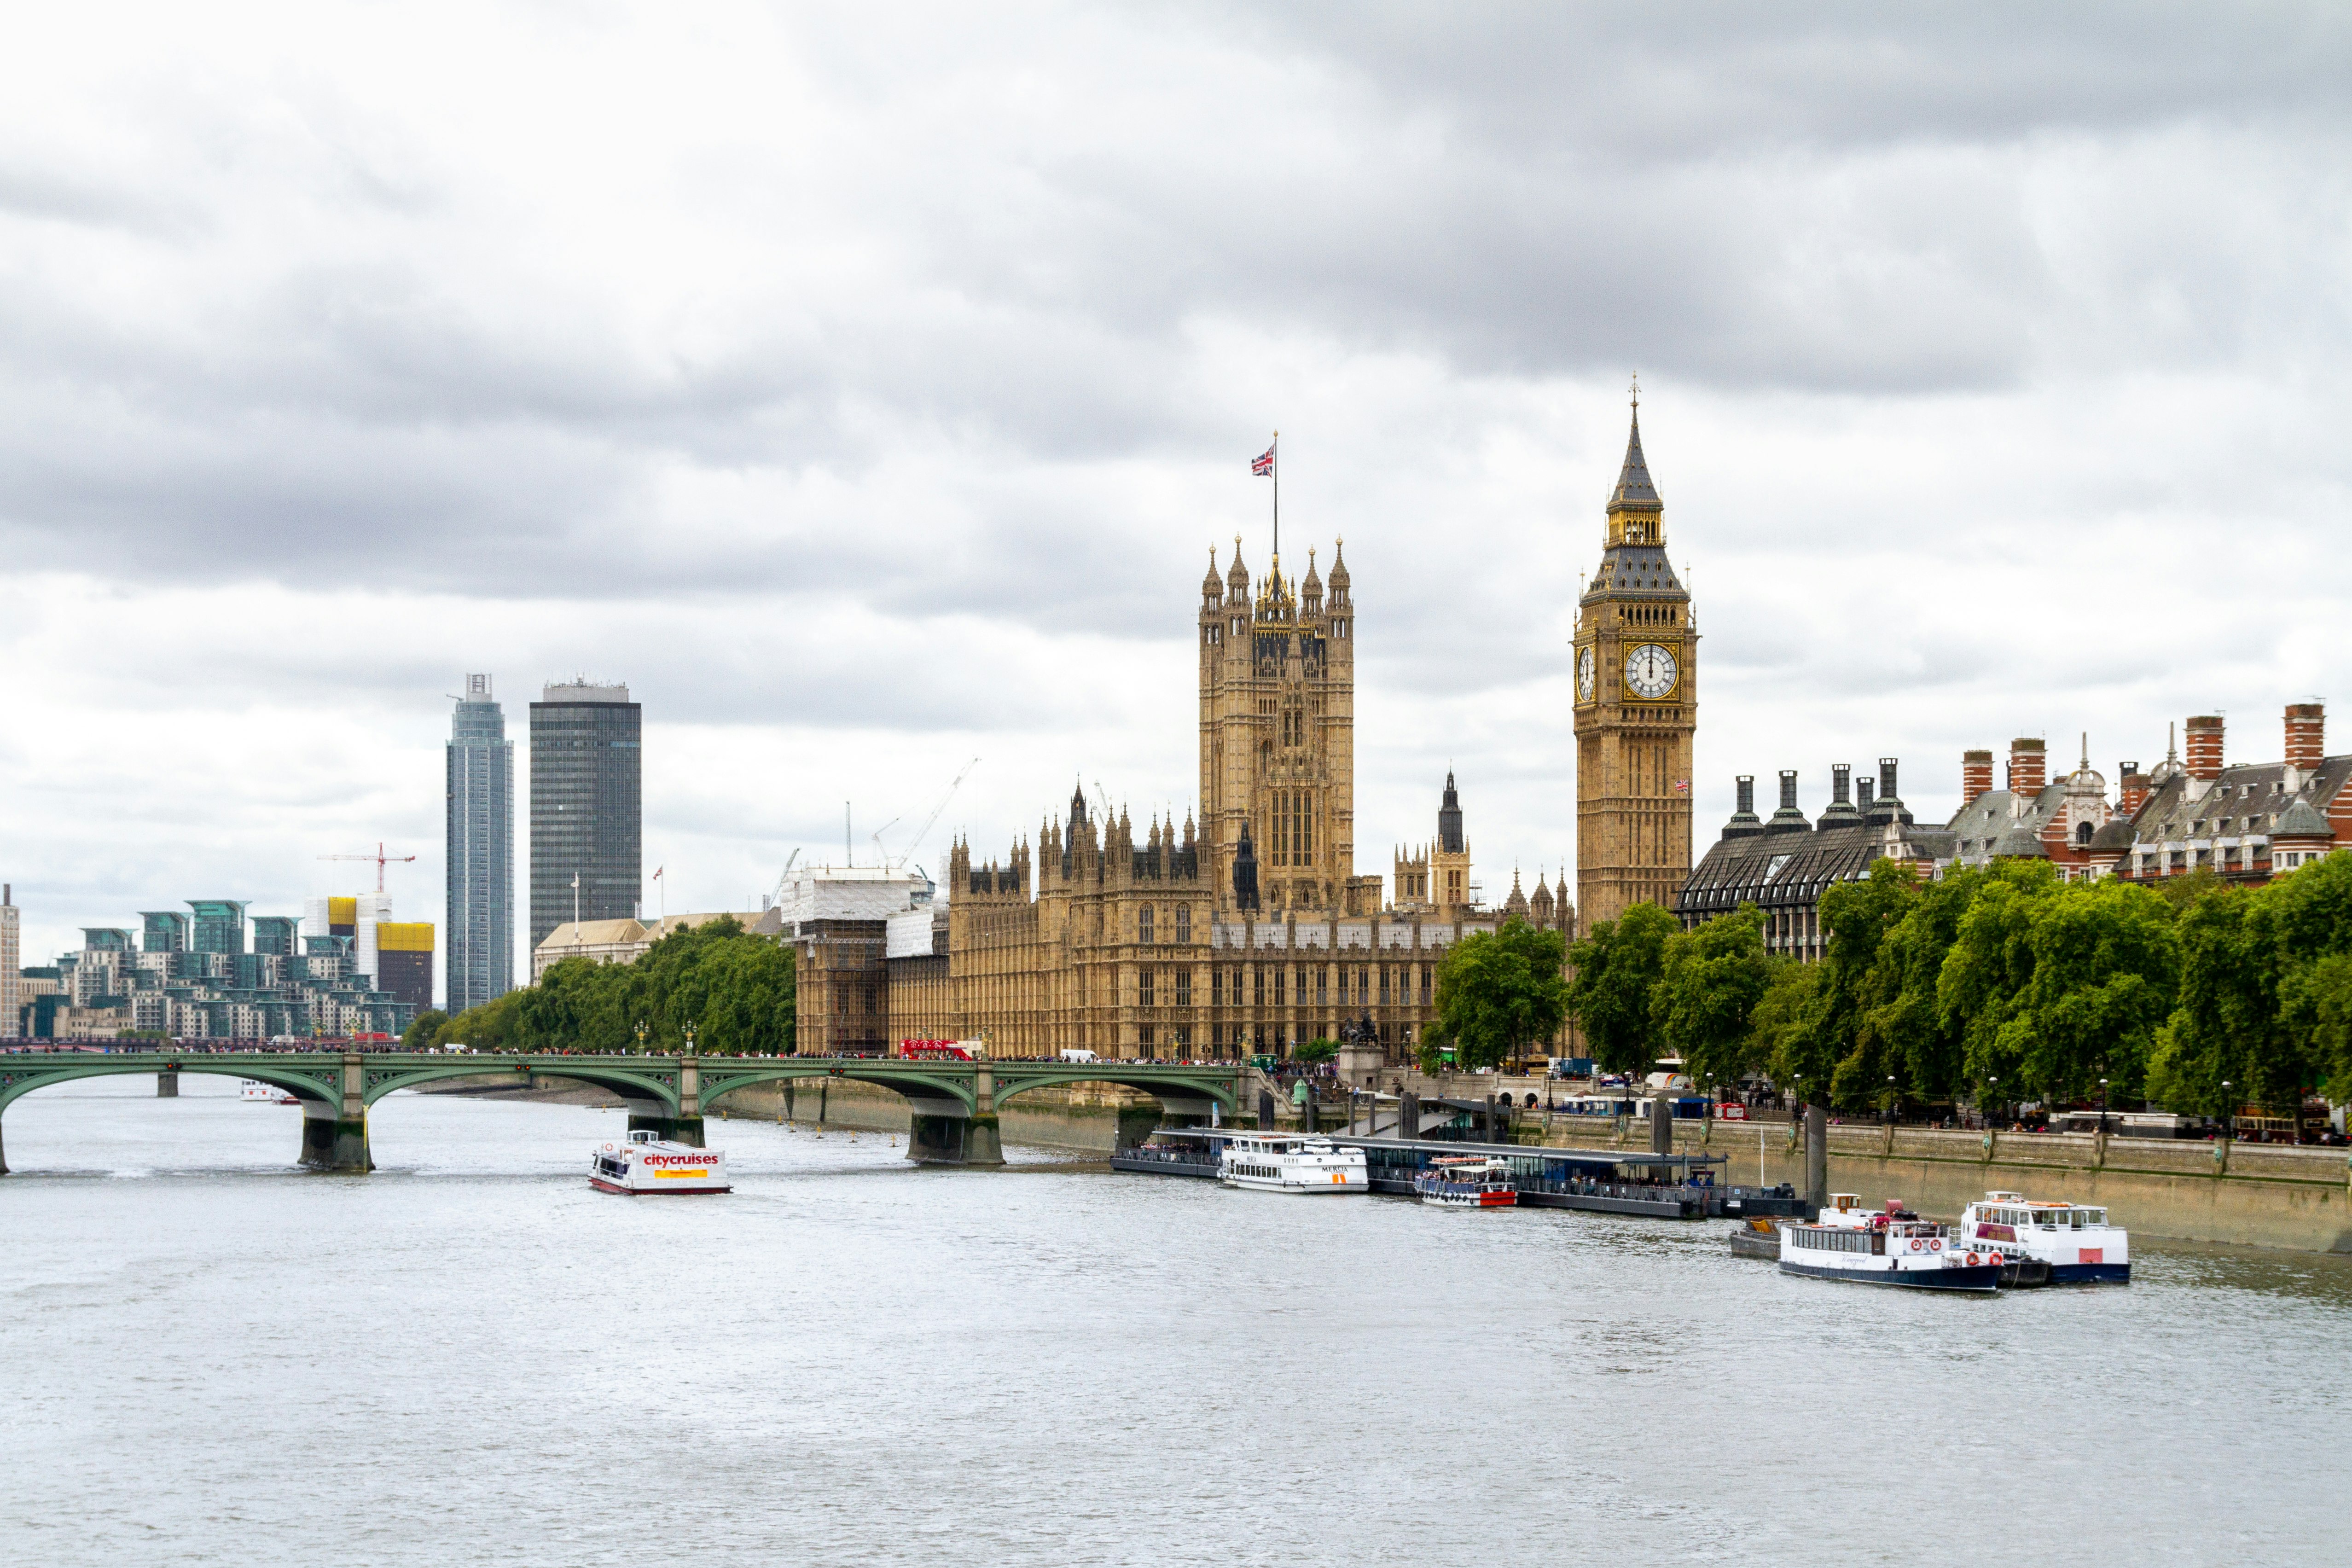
[1058,1048,1099,1064]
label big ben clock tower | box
[1573,390,1696,934]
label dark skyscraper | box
[447,673,515,1013]
[528,680,641,952]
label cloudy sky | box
[5,3,2349,988]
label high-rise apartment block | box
[2,885,19,1037]
[446,673,515,1014]
[529,681,642,951]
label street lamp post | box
[1987,1077,1999,1131]
[2098,1077,2110,1138]
[2220,1080,2233,1141]
[1885,1074,1898,1127]
[634,1020,647,1055]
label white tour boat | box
[238,1080,298,1105]
[588,1130,731,1195]
[1777,1193,2002,1292]
[1216,1133,1368,1194]
[1413,1154,1518,1208]
[1957,1191,2131,1284]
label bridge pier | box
[299,1054,373,1172]
[904,1065,1003,1167]
[157,1069,179,1098]
[626,1111,706,1147]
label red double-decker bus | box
[898,1039,987,1061]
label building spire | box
[1608,391,1660,511]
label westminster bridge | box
[0,1050,1245,1173]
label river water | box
[4,1074,2348,1568]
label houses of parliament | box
[791,408,1693,1061]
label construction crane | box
[885,756,981,871]
[319,842,416,893]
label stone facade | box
[785,541,1576,1063]
[1573,405,1697,933]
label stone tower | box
[1200,538,1359,914]
[1573,400,1697,933]
[1392,771,1475,918]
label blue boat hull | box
[2047,1261,2131,1285]
[1780,1258,2003,1293]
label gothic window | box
[1139,968,1156,1007]
[1419,965,1432,1004]
[1175,1025,1191,1049]
[1275,968,1287,1005]
[1176,969,1191,1007]
[1139,1025,1154,1048]
[1379,966,1390,1004]
[1253,966,1264,1007]
[1316,967,1328,1005]
[1138,905,1155,945]
[1212,967,1225,1005]
[1175,905,1191,944]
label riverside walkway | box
[0,1049,1244,1173]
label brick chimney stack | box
[1962,749,1994,807]
[2184,715,2225,782]
[2285,703,2325,772]
[2118,763,2149,818]
[2008,737,2046,796]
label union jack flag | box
[1673,779,1690,794]
[1251,443,1276,476]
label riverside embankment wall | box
[1521,1113,2352,1254]
[706,1077,1154,1153]
[548,1067,2352,1253]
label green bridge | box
[0,1051,1247,1173]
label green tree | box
[1812,860,1920,1111]
[1293,1037,1339,1065]
[1938,859,2060,1101]
[435,990,521,1050]
[2011,878,2178,1105]
[2146,883,2263,1122]
[1752,958,1823,1099]
[1426,918,1571,1070]
[1649,904,1772,1093]
[400,1009,450,1052]
[1564,901,1677,1074]
[1859,865,1986,1106]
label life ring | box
[1929,1238,1943,1251]
[1909,1238,1923,1251]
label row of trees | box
[1565,853,2352,1117]
[414,916,797,1055]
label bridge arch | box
[697,1061,987,1162]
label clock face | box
[1576,646,1595,702]
[1624,642,1678,700]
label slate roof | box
[2125,755,2352,844]
[1610,411,1660,508]
[1677,821,1890,919]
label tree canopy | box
[1564,901,1678,1073]
[435,916,796,1055]
[1649,903,1773,1091]
[1424,918,1571,1070]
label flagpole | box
[1272,430,1280,566]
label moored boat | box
[1217,1133,1368,1193]
[1413,1154,1517,1208]
[589,1130,730,1195]
[1728,1216,1780,1260]
[1777,1194,2001,1292]
[1957,1191,2130,1284]
[238,1080,298,1105]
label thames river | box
[4,1075,2348,1568]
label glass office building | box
[528,681,641,951]
[447,674,515,1014]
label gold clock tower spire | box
[1572,391,1696,935]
